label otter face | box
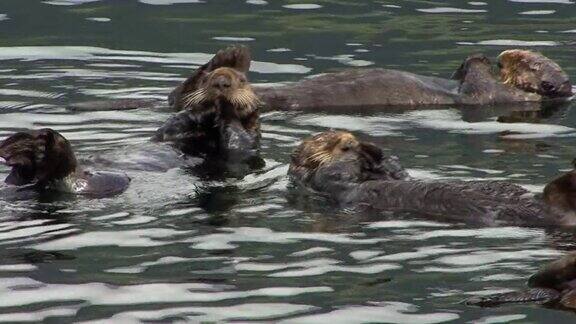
[499,50,572,98]
[181,67,259,118]
[289,131,408,188]
[290,131,363,174]
[0,129,77,186]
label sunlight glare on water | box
[0,0,576,322]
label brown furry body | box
[0,129,130,197]
[252,50,571,111]
[289,131,576,226]
[499,49,572,98]
[71,48,571,112]
[158,46,261,163]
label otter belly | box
[254,68,460,111]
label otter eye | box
[497,62,503,69]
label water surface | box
[1,0,576,322]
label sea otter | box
[248,50,572,111]
[155,45,261,164]
[14,47,261,196]
[465,252,576,310]
[0,128,130,197]
[289,131,576,226]
[72,48,571,112]
[499,49,573,99]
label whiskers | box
[501,68,519,88]
[182,88,208,109]
[229,87,260,116]
[304,149,333,168]
[502,75,514,86]
[182,86,259,116]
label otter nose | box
[341,142,355,152]
[214,76,232,90]
[541,81,555,93]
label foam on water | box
[138,0,203,4]
[283,4,323,10]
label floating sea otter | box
[288,131,576,226]
[0,128,130,197]
[0,49,263,196]
[72,48,571,112]
[155,45,261,165]
[167,48,572,112]
[0,48,261,198]
[465,252,576,310]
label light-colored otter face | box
[181,67,259,117]
[292,131,362,172]
[0,129,77,186]
[498,49,573,98]
[289,131,409,189]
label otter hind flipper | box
[464,288,561,307]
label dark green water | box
[1,0,576,322]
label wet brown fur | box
[0,129,77,185]
[289,131,384,180]
[180,67,259,118]
[291,131,576,227]
[543,161,576,218]
[164,46,261,145]
[499,49,572,97]
[169,45,255,112]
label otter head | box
[289,131,408,191]
[0,129,77,186]
[498,49,572,99]
[543,160,576,222]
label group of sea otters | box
[2,45,576,312]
